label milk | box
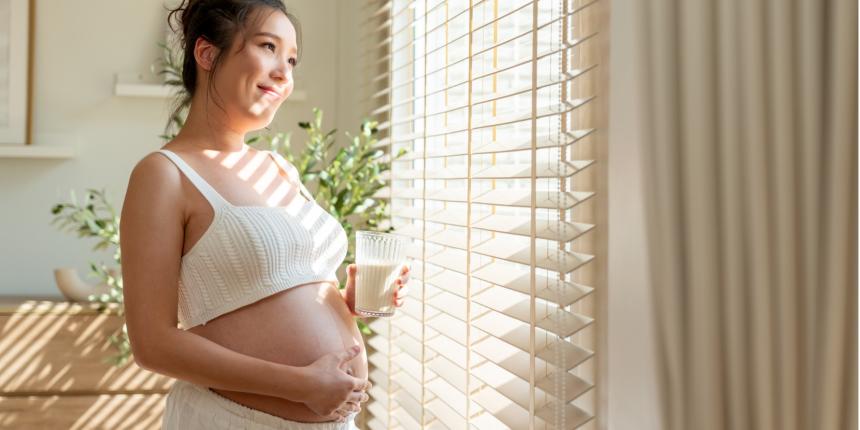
[355,260,402,317]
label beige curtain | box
[636,0,857,429]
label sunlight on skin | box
[193,149,313,210]
[249,93,281,116]
[252,161,280,196]
[236,151,269,180]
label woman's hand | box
[391,263,410,308]
[301,346,372,422]
[343,263,411,315]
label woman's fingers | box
[331,401,361,422]
[393,282,409,305]
[348,390,370,403]
[352,377,371,392]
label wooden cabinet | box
[0,299,174,429]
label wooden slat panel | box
[0,393,166,430]
[0,313,173,394]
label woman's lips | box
[257,85,281,98]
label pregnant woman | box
[119,1,409,429]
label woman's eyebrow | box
[254,31,297,53]
[255,31,282,41]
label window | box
[366,0,607,428]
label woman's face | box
[208,8,298,131]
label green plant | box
[152,41,188,142]
[50,189,130,366]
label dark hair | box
[163,0,302,135]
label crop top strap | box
[156,149,230,210]
[268,150,315,202]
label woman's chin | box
[244,113,277,131]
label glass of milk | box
[354,230,409,318]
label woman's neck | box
[176,100,248,153]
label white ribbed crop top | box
[155,149,348,329]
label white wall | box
[0,0,360,297]
[607,0,663,429]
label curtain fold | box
[637,1,857,429]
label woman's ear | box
[193,36,218,71]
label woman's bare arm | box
[120,152,310,402]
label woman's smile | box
[257,85,282,99]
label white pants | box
[162,380,359,430]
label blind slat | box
[472,334,593,376]
[473,261,594,307]
[427,354,468,392]
[471,388,535,429]
[395,212,594,245]
[384,159,593,180]
[380,129,595,157]
[369,351,389,372]
[367,417,387,430]
[395,325,425,360]
[473,295,593,337]
[369,385,389,408]
[393,389,421,429]
[379,132,593,158]
[367,401,388,423]
[389,409,421,430]
[535,401,593,429]
[425,380,471,419]
[424,269,467,297]
[425,248,468,273]
[377,188,596,211]
[425,397,466,429]
[425,286,467,319]
[370,368,388,390]
[470,310,591,370]
[392,371,423,403]
[472,236,594,273]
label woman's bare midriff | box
[187,282,367,423]
[165,145,367,423]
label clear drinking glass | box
[354,230,409,318]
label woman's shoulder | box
[124,148,188,214]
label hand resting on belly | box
[187,281,369,423]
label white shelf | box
[114,82,178,98]
[0,144,76,159]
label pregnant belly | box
[187,281,368,423]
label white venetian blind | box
[363,0,607,429]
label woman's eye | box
[288,58,297,67]
[263,42,276,52]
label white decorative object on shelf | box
[53,267,113,302]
